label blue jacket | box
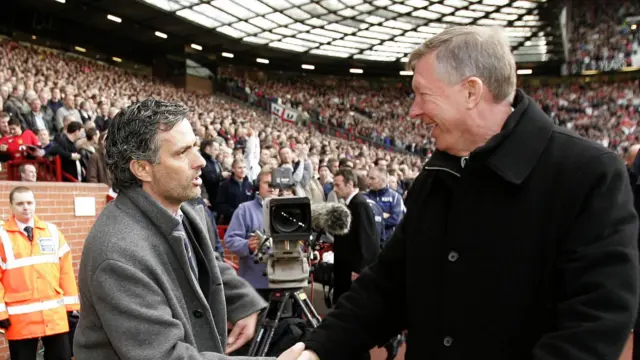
[365,186,405,241]
[214,176,254,225]
[223,197,268,289]
[365,197,386,246]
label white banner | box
[271,102,299,124]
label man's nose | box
[193,152,206,169]
[408,100,421,119]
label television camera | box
[248,167,351,356]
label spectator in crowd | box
[215,158,254,225]
[86,131,110,185]
[54,93,81,133]
[365,166,405,245]
[53,121,83,182]
[24,95,54,135]
[77,126,99,176]
[356,174,385,245]
[0,117,40,160]
[199,138,224,209]
[37,129,56,156]
[19,163,37,182]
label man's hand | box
[351,272,360,281]
[226,311,259,354]
[383,213,390,219]
[248,234,260,253]
[0,144,8,152]
[299,350,320,360]
[277,343,312,359]
[277,344,320,360]
[0,318,11,330]
[222,171,231,179]
[71,153,81,161]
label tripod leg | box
[248,301,273,356]
[292,289,322,328]
[249,292,291,357]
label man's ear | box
[129,159,152,183]
[464,77,484,109]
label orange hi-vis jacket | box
[0,216,80,340]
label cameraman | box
[225,167,279,295]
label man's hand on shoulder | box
[277,343,319,360]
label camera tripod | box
[248,287,322,357]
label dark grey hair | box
[105,98,189,192]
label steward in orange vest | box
[0,186,79,359]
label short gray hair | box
[407,25,516,103]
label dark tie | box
[23,226,33,242]
[175,222,199,280]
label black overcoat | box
[304,89,640,360]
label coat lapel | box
[181,202,228,348]
[119,188,226,350]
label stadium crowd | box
[566,0,640,74]
[0,40,423,198]
[1,20,640,198]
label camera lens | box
[272,206,306,233]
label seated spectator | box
[24,95,55,135]
[19,163,37,182]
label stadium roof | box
[5,0,564,76]
[140,0,557,63]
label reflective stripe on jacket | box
[0,216,79,340]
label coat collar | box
[117,187,181,238]
[424,89,553,185]
[4,215,47,232]
[116,187,208,239]
[484,89,553,185]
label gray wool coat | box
[73,186,273,360]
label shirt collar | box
[345,190,359,205]
[16,218,35,233]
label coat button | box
[448,251,459,262]
[443,336,453,347]
[193,310,204,318]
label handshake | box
[277,343,319,360]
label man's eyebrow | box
[174,142,194,154]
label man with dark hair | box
[199,138,224,208]
[332,168,380,302]
[331,169,380,360]
[74,99,304,360]
[50,121,83,181]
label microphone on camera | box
[311,202,351,235]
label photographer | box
[225,166,280,293]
